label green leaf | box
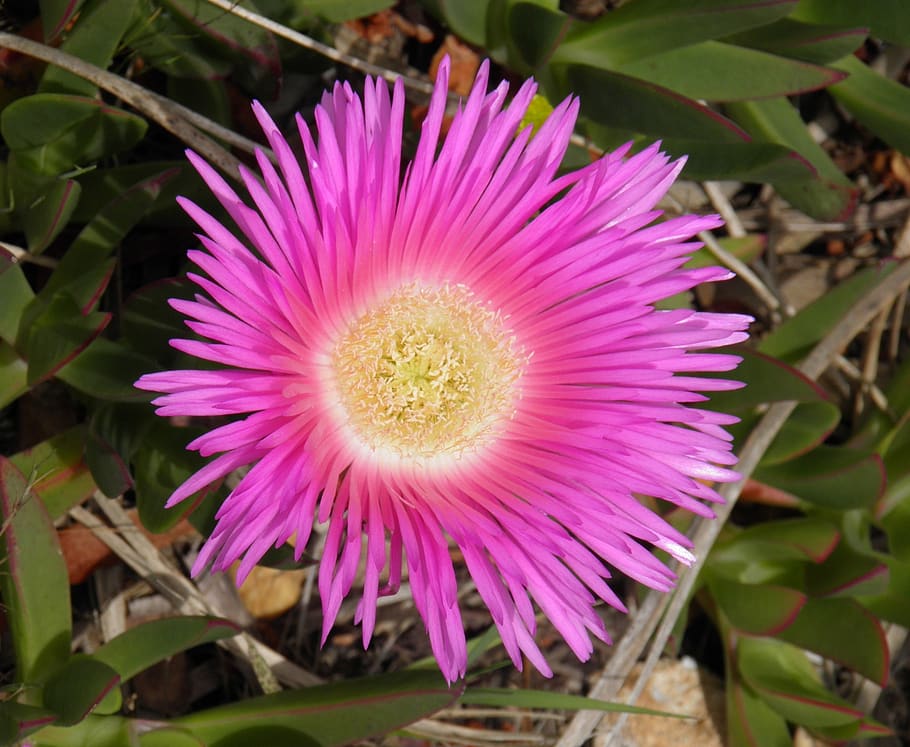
[420,0,493,46]
[568,66,746,141]
[507,1,572,69]
[25,713,132,747]
[861,559,910,627]
[0,458,72,683]
[56,338,159,402]
[723,517,840,564]
[726,676,791,747]
[42,168,180,305]
[762,400,841,464]
[92,616,240,684]
[0,701,58,743]
[791,0,910,47]
[460,687,686,717]
[8,427,97,520]
[710,577,806,635]
[726,97,857,221]
[22,295,110,385]
[759,263,896,362]
[40,0,87,42]
[617,41,844,102]
[738,637,871,729]
[831,54,910,155]
[43,657,120,726]
[158,0,281,98]
[776,597,889,685]
[40,0,139,96]
[174,669,460,747]
[805,541,889,598]
[0,93,148,184]
[705,347,826,412]
[754,446,885,511]
[0,341,28,409]
[299,0,396,23]
[121,278,197,365]
[23,178,82,255]
[553,0,796,69]
[139,728,207,747]
[724,18,868,64]
[134,422,218,533]
[0,255,35,346]
[83,427,133,499]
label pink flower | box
[136,59,750,682]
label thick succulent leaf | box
[56,338,160,402]
[0,342,28,409]
[805,541,889,598]
[39,0,139,96]
[791,0,910,47]
[722,517,841,564]
[760,400,841,464]
[737,637,869,729]
[92,616,240,683]
[158,0,281,98]
[40,0,86,41]
[507,1,572,69]
[460,688,684,717]
[23,178,82,255]
[710,576,806,635]
[726,676,791,747]
[862,559,910,628]
[0,458,72,683]
[83,427,133,499]
[174,669,461,747]
[42,657,121,726]
[754,446,885,510]
[42,168,180,305]
[125,0,233,80]
[2,95,148,179]
[726,97,857,220]
[831,55,910,156]
[568,67,746,141]
[617,42,844,102]
[134,422,221,533]
[759,262,897,362]
[419,0,495,47]
[8,427,97,520]
[704,346,827,412]
[724,18,868,64]
[21,295,110,385]
[139,729,207,747]
[776,597,889,685]
[553,0,796,68]
[22,714,132,747]
[121,278,198,365]
[0,254,35,346]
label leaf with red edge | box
[710,576,807,635]
[43,657,120,726]
[726,96,858,221]
[8,427,96,520]
[83,427,133,499]
[862,559,910,628]
[726,675,791,747]
[617,42,845,102]
[22,294,110,385]
[23,178,82,255]
[553,0,796,68]
[0,458,72,683]
[761,401,841,465]
[806,540,889,598]
[158,0,281,98]
[754,446,886,511]
[0,702,57,744]
[738,637,874,731]
[724,18,868,64]
[39,0,86,42]
[791,0,910,47]
[174,669,461,746]
[776,597,889,685]
[720,517,841,565]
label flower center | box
[332,283,524,460]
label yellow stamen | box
[332,283,524,460]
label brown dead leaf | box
[890,151,910,193]
[233,564,307,619]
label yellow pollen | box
[331,283,524,460]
